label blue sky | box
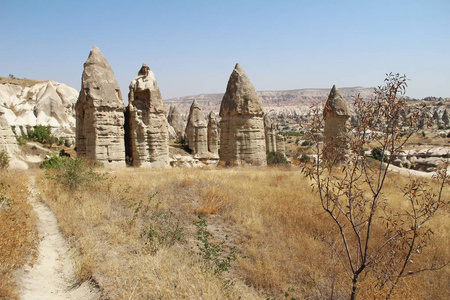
[1,0,449,99]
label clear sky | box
[1,0,449,99]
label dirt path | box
[18,175,100,300]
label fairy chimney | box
[168,105,185,140]
[276,134,285,155]
[185,100,208,156]
[207,111,219,156]
[264,114,277,153]
[75,46,125,167]
[127,63,170,168]
[219,64,266,166]
[323,85,350,162]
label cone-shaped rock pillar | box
[168,105,185,139]
[127,63,170,167]
[207,111,219,156]
[75,46,125,167]
[219,64,266,166]
[264,114,277,153]
[185,100,208,156]
[323,85,350,163]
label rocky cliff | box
[0,77,78,140]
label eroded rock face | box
[168,105,185,140]
[276,134,285,155]
[0,78,77,141]
[207,111,219,156]
[323,85,350,162]
[264,114,277,153]
[219,64,266,166]
[185,100,208,156]
[75,46,125,167]
[127,63,170,168]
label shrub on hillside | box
[43,155,107,189]
[27,125,58,145]
[267,151,288,166]
[0,150,9,170]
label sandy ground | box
[17,175,100,300]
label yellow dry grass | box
[37,165,449,299]
[0,170,38,299]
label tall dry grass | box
[37,165,449,299]
[0,170,38,299]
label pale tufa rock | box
[126,63,170,168]
[75,46,126,167]
[185,99,208,156]
[207,111,219,156]
[219,64,266,166]
[323,85,350,163]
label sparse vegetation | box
[36,166,450,299]
[0,150,10,170]
[267,151,289,166]
[303,73,449,299]
[194,214,237,274]
[0,171,38,299]
[43,156,107,190]
[26,125,58,146]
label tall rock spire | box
[185,99,208,156]
[126,63,170,167]
[219,64,266,166]
[323,85,350,163]
[75,46,126,166]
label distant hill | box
[163,87,375,115]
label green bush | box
[282,131,301,137]
[371,147,388,162]
[301,140,312,146]
[44,155,107,189]
[267,151,289,166]
[16,135,27,146]
[26,125,58,145]
[299,154,310,164]
[0,150,9,170]
[194,214,236,274]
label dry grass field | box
[36,165,449,299]
[0,170,38,299]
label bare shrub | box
[302,73,449,299]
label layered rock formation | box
[185,100,208,156]
[264,115,277,153]
[168,105,185,140]
[75,46,126,167]
[276,134,285,155]
[207,111,219,156]
[219,64,266,166]
[0,77,77,141]
[126,63,170,168]
[323,85,350,162]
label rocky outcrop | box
[219,64,266,166]
[0,77,77,141]
[127,63,170,168]
[207,111,219,156]
[168,105,185,140]
[185,100,208,156]
[323,85,350,162]
[75,46,126,167]
[276,134,285,155]
[264,115,277,153]
[442,109,449,127]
